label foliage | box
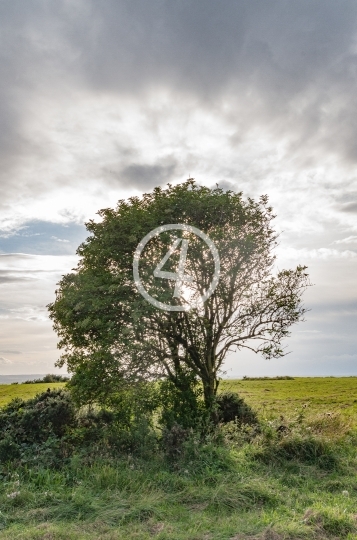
[161,422,191,463]
[71,407,159,460]
[157,370,207,430]
[215,391,258,425]
[48,180,310,413]
[0,436,20,462]
[0,389,77,467]
[0,389,76,445]
[23,374,70,384]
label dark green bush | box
[0,388,76,445]
[70,406,158,459]
[23,374,70,384]
[161,422,191,462]
[158,371,207,430]
[216,391,258,425]
[0,436,20,462]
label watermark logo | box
[133,224,220,311]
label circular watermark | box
[133,224,220,311]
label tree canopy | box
[48,180,310,410]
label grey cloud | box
[0,3,357,156]
[0,273,33,285]
[0,254,35,259]
[74,1,356,97]
[340,201,357,213]
[81,1,357,165]
[0,0,356,209]
[0,266,48,284]
[119,160,178,189]
[215,180,239,192]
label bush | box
[158,372,207,430]
[0,385,162,466]
[161,423,191,462]
[0,389,76,444]
[0,436,20,462]
[216,392,258,425]
[23,374,70,384]
[0,389,77,467]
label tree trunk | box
[202,375,219,424]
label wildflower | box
[7,491,20,499]
[342,490,349,497]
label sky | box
[0,0,356,377]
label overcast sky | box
[0,0,356,377]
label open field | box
[221,377,357,425]
[0,378,356,539]
[0,383,67,408]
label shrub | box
[161,423,191,462]
[68,398,159,460]
[23,374,70,384]
[0,389,77,465]
[0,436,20,462]
[158,372,207,430]
[216,392,258,425]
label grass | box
[0,378,357,539]
[221,377,357,425]
[0,383,66,408]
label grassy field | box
[0,383,67,407]
[221,377,357,424]
[0,378,356,539]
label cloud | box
[0,0,357,227]
[107,158,178,190]
[0,356,12,365]
[51,236,70,243]
[0,271,34,285]
[277,247,357,260]
[332,236,357,244]
[340,202,357,213]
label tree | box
[48,180,310,414]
